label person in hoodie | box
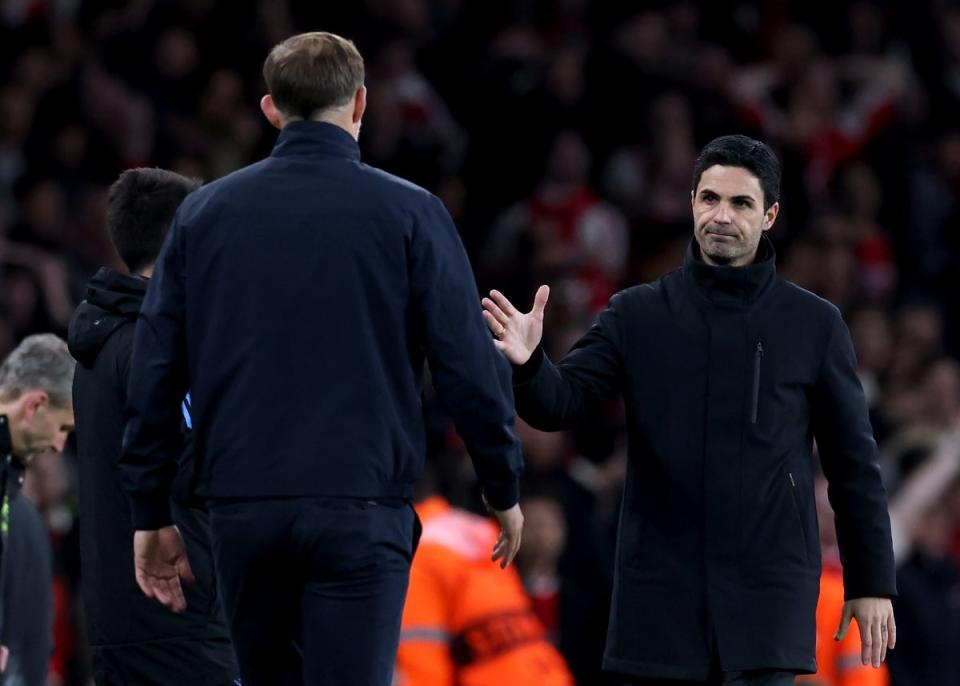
[68,168,239,686]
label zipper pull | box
[756,340,764,358]
[788,471,796,487]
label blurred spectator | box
[887,486,960,686]
[797,473,889,686]
[484,129,628,313]
[396,489,574,686]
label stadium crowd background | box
[2,0,959,684]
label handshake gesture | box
[481,286,550,366]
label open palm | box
[481,285,550,365]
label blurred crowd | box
[2,0,960,684]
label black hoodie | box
[68,268,237,681]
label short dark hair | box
[107,168,200,273]
[262,32,365,120]
[691,135,781,210]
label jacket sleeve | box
[512,295,624,431]
[410,195,523,510]
[120,211,190,530]
[811,306,896,599]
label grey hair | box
[0,334,75,408]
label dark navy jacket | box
[122,122,523,530]
[514,237,896,679]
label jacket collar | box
[0,414,25,483]
[0,415,10,458]
[683,234,777,307]
[270,121,361,161]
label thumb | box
[532,285,550,315]
[835,604,853,641]
[178,554,195,584]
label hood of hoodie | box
[68,267,147,368]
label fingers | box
[489,290,519,317]
[482,310,506,337]
[886,612,897,650]
[835,604,852,641]
[856,617,872,666]
[135,565,187,613]
[153,575,187,613]
[491,529,522,569]
[501,529,522,569]
[871,618,882,667]
[481,297,510,326]
[134,567,157,601]
[532,285,550,315]
[178,555,196,585]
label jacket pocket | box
[784,469,810,565]
[751,340,763,424]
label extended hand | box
[481,286,550,365]
[133,525,195,613]
[835,596,896,667]
[484,496,524,569]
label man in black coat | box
[482,135,896,685]
[68,169,239,685]
[0,334,76,686]
[121,32,524,686]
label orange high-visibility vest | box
[798,568,889,686]
[395,497,574,686]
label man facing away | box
[0,334,75,685]
[121,32,524,686]
[68,168,239,685]
[483,135,897,685]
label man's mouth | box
[705,227,736,238]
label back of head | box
[262,32,365,121]
[107,168,200,274]
[0,334,74,408]
[692,135,781,210]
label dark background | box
[2,1,959,683]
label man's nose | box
[52,433,67,453]
[714,203,732,223]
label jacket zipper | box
[750,340,763,424]
[786,469,810,562]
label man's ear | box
[260,94,285,130]
[20,390,48,421]
[762,201,780,233]
[352,86,367,125]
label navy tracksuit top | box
[121,121,523,529]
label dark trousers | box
[91,636,238,685]
[623,671,795,685]
[207,497,418,686]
